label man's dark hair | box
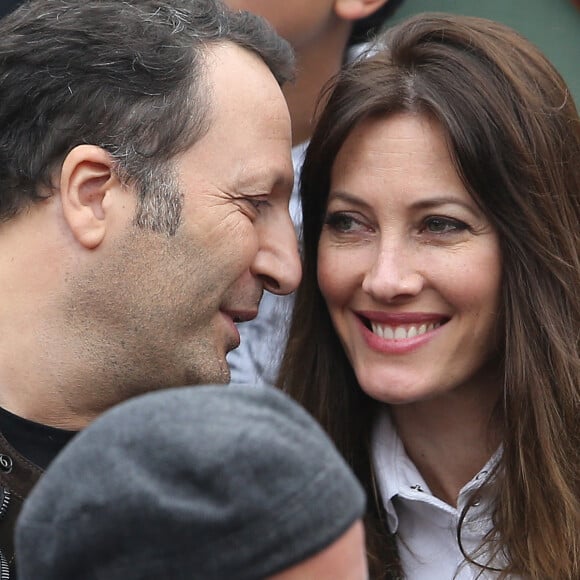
[0,0,294,231]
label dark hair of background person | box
[0,0,293,232]
[278,13,580,580]
[0,0,23,20]
[348,0,406,46]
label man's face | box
[62,43,299,407]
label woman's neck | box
[390,377,502,507]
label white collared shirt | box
[372,411,516,580]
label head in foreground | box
[15,384,367,579]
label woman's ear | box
[334,0,390,22]
[58,145,125,249]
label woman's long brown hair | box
[278,13,579,580]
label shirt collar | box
[371,409,413,533]
[371,408,502,533]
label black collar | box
[0,407,76,470]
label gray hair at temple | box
[0,0,294,232]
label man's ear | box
[59,145,125,249]
[334,0,390,22]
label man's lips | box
[219,308,259,350]
[222,309,259,324]
[218,311,242,352]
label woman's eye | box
[423,216,468,234]
[324,212,363,233]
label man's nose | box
[252,213,302,295]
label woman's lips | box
[355,311,449,354]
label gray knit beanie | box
[15,385,366,579]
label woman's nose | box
[361,241,424,302]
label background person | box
[0,0,299,573]
[15,385,368,580]
[279,13,579,579]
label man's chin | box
[205,363,231,386]
[180,355,231,388]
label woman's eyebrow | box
[327,189,373,210]
[328,190,479,215]
[409,196,481,216]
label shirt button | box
[0,454,12,474]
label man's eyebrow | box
[236,168,293,194]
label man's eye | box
[239,197,270,214]
[247,198,269,210]
[423,216,468,234]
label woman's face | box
[317,113,502,406]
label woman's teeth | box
[370,322,441,339]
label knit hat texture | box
[15,385,365,579]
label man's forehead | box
[173,42,293,198]
[196,42,292,147]
[204,42,289,116]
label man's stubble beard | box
[49,225,232,420]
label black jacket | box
[0,433,43,579]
